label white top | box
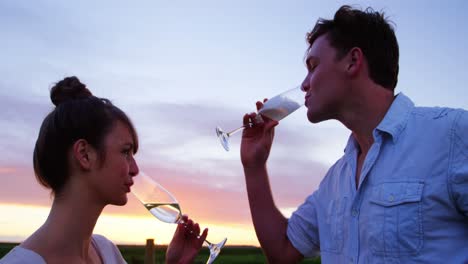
[0,234,126,264]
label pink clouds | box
[0,85,334,236]
[103,159,328,226]
[0,166,52,206]
[0,167,17,174]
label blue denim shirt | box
[287,93,468,263]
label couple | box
[2,5,467,264]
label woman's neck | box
[22,192,105,262]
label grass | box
[0,243,17,260]
[1,243,321,263]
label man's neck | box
[340,84,394,154]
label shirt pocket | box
[368,181,424,257]
[321,197,347,253]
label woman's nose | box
[130,158,139,177]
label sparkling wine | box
[258,96,302,121]
[215,85,303,151]
[144,203,182,223]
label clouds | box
[0,89,335,227]
[114,102,333,225]
[3,0,467,245]
[0,0,344,231]
[0,79,338,243]
[0,92,51,166]
[0,166,52,206]
[101,155,328,226]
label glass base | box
[206,237,228,264]
[215,126,230,151]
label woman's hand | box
[166,215,208,264]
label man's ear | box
[346,47,364,76]
[72,139,97,170]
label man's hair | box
[307,5,399,90]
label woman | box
[0,76,207,264]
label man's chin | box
[307,113,323,124]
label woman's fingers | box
[182,216,206,240]
[180,214,188,223]
[199,228,208,242]
[193,223,201,235]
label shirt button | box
[352,210,358,217]
[388,195,394,201]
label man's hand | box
[241,100,279,169]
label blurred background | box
[1,0,467,246]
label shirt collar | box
[375,92,414,143]
[344,92,414,154]
[344,135,359,157]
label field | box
[1,243,320,263]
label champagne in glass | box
[132,172,227,264]
[144,203,182,223]
[216,85,304,151]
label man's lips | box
[305,95,311,107]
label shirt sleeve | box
[287,192,320,257]
[448,109,468,217]
[0,247,46,264]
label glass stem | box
[227,125,246,137]
[227,113,264,136]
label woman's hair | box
[306,5,399,91]
[33,76,138,195]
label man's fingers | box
[256,100,267,111]
[243,113,258,128]
[243,114,251,127]
[265,120,279,131]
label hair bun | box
[50,76,93,106]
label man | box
[240,5,468,263]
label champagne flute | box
[216,85,304,151]
[131,172,227,264]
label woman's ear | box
[72,139,97,170]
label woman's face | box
[92,120,139,206]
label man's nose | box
[301,78,309,92]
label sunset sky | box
[1,0,468,246]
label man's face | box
[301,34,349,123]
